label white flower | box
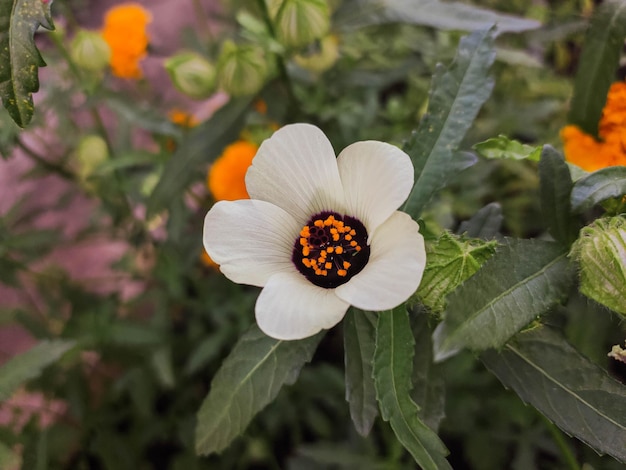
[203,123,426,340]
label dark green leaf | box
[343,308,378,436]
[0,340,75,401]
[538,145,580,246]
[335,0,540,34]
[571,166,626,212]
[147,97,252,216]
[403,28,496,218]
[457,202,503,239]
[433,239,575,361]
[373,306,451,469]
[568,0,626,137]
[473,134,541,161]
[195,325,322,455]
[0,0,54,127]
[482,327,626,463]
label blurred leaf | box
[93,151,164,175]
[106,96,183,136]
[0,441,20,470]
[403,28,496,218]
[568,0,626,137]
[457,202,503,239]
[195,325,322,455]
[343,308,378,437]
[184,329,230,376]
[293,443,387,469]
[416,232,497,314]
[538,146,580,246]
[433,239,575,361]
[108,321,163,346]
[335,0,540,34]
[0,340,75,401]
[473,135,541,161]
[571,166,626,212]
[147,97,252,216]
[373,306,451,470]
[482,327,626,463]
[0,0,54,127]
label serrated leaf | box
[433,239,575,361]
[0,0,54,127]
[571,166,626,212]
[457,202,503,239]
[335,0,540,34]
[373,306,451,470]
[482,327,626,462]
[403,28,496,218]
[417,232,497,314]
[343,308,378,437]
[147,97,252,217]
[538,145,580,246]
[0,340,75,401]
[195,325,322,455]
[568,0,626,137]
[473,134,541,161]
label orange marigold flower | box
[599,82,626,139]
[207,141,258,201]
[102,4,152,79]
[168,109,199,128]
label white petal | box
[337,141,413,235]
[256,272,349,340]
[335,211,425,311]
[245,123,346,224]
[203,200,300,287]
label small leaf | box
[433,239,575,361]
[568,0,626,137]
[0,340,75,401]
[195,325,322,455]
[343,308,378,436]
[538,145,580,246]
[473,134,541,161]
[571,166,626,212]
[147,97,252,216]
[457,202,503,239]
[373,306,451,470]
[482,327,626,463]
[403,28,496,218]
[0,0,54,127]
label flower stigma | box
[292,211,370,288]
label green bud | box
[273,0,330,48]
[294,34,339,73]
[74,135,109,184]
[70,30,111,72]
[216,41,269,97]
[164,51,216,99]
[570,216,626,315]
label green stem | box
[540,415,580,470]
[192,0,215,41]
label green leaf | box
[147,97,252,216]
[538,145,580,246]
[0,340,75,401]
[0,0,54,127]
[373,306,451,470]
[335,0,540,34]
[482,327,626,463]
[457,202,503,239]
[403,28,496,218]
[571,166,626,212]
[195,325,322,455]
[416,232,497,314]
[433,239,575,361]
[0,441,20,470]
[567,0,626,137]
[473,135,541,161]
[343,308,378,437]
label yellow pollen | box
[335,246,344,254]
[345,234,352,241]
[327,247,334,254]
[300,227,310,237]
[325,262,332,269]
[314,220,324,228]
[337,269,347,277]
[302,258,311,268]
[350,229,356,236]
[355,246,362,252]
[318,257,325,263]
[343,261,351,269]
[302,246,310,256]
[350,241,357,247]
[332,234,340,241]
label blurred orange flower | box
[561,81,626,171]
[102,4,152,79]
[207,141,258,201]
[201,248,219,269]
[168,109,199,128]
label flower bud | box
[570,216,626,315]
[74,134,109,183]
[294,34,339,73]
[273,0,330,48]
[70,30,111,72]
[216,41,269,96]
[164,51,216,99]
